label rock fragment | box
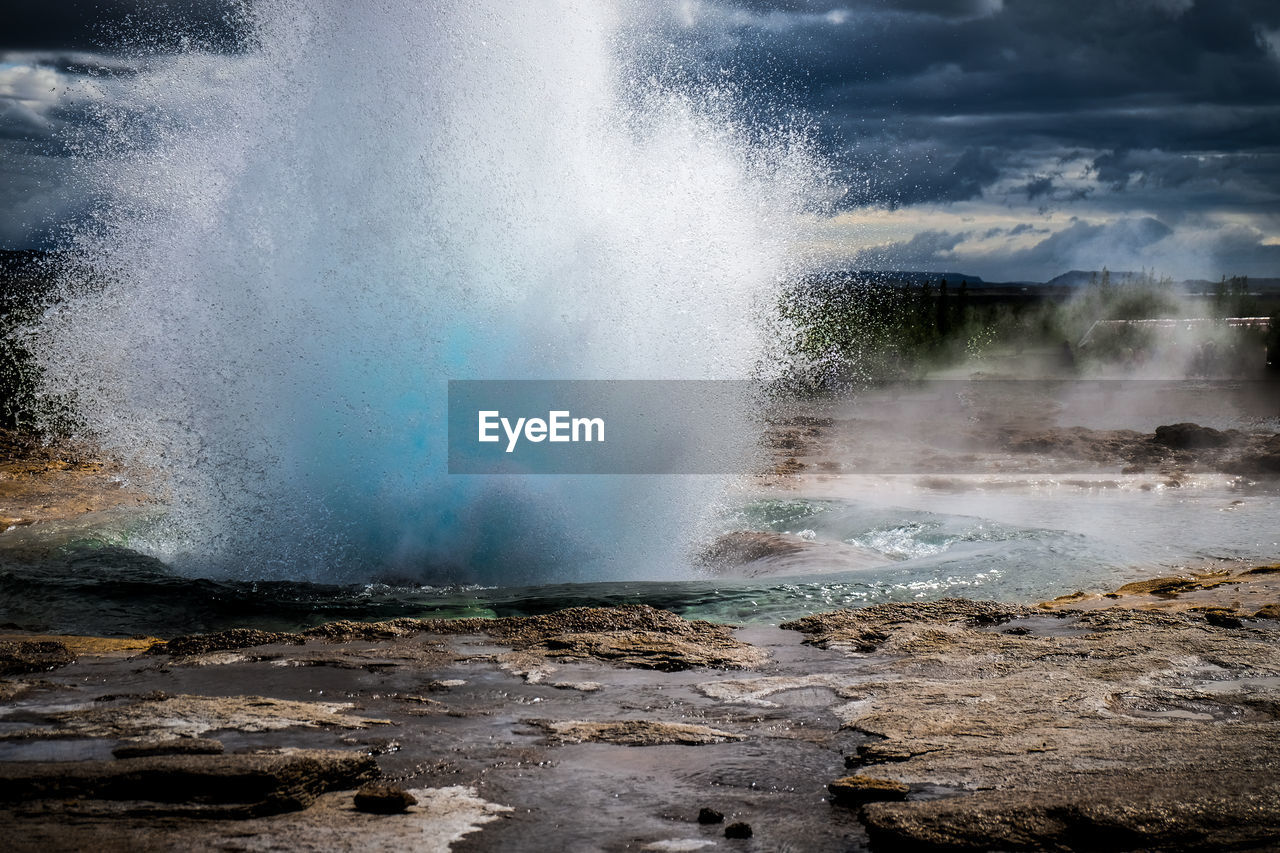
[697,807,724,824]
[423,605,768,670]
[827,775,910,805]
[526,719,743,746]
[353,783,418,814]
[153,629,304,657]
[2,693,389,741]
[0,750,377,817]
[112,738,225,759]
[0,640,75,675]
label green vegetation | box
[778,268,1280,388]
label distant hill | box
[1184,277,1280,294]
[1044,270,1149,287]
[1044,270,1280,293]
[822,270,987,286]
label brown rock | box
[112,738,225,759]
[3,693,389,741]
[697,806,724,824]
[850,742,942,766]
[1255,603,1280,620]
[862,784,1280,852]
[1114,576,1205,596]
[782,599,1029,651]
[153,629,305,657]
[526,719,743,747]
[828,775,910,805]
[698,530,808,567]
[0,750,377,817]
[724,822,753,839]
[303,619,424,642]
[1195,607,1244,628]
[1153,422,1229,449]
[0,640,74,675]
[422,605,767,671]
[353,783,417,814]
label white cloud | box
[0,61,106,128]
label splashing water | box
[29,1,827,584]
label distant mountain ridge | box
[843,266,1280,292]
[822,269,987,285]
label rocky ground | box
[5,567,1280,851]
[760,383,1280,484]
[0,429,149,529]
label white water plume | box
[29,0,830,584]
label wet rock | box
[0,633,160,654]
[1227,450,1280,475]
[698,672,852,707]
[0,750,377,817]
[724,822,752,839]
[154,628,305,657]
[532,631,765,671]
[303,619,424,642]
[781,599,1031,651]
[153,607,768,672]
[850,742,942,766]
[697,806,724,824]
[424,605,768,671]
[353,783,418,814]
[990,423,1280,477]
[1113,575,1233,597]
[784,597,1280,849]
[696,530,890,578]
[1153,422,1230,449]
[0,639,74,675]
[1255,603,1280,619]
[861,783,1280,852]
[697,531,807,567]
[1,693,390,741]
[112,738,225,759]
[1197,607,1244,628]
[526,719,744,746]
[827,775,909,805]
[551,680,602,692]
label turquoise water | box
[4,478,1276,637]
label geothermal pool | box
[2,465,1278,637]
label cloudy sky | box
[3,0,1279,281]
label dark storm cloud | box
[4,1,247,53]
[2,0,1279,275]
[1,2,251,247]
[707,0,1280,214]
[851,144,1003,205]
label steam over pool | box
[29,1,827,584]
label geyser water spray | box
[30,0,828,584]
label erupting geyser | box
[30,0,827,584]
